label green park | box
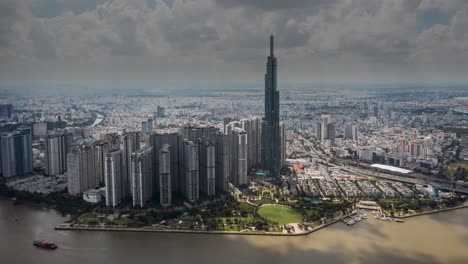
[257,205,304,225]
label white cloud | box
[1,0,468,88]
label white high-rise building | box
[150,133,180,193]
[320,115,329,143]
[45,132,67,176]
[198,138,215,196]
[352,124,359,141]
[122,132,140,200]
[180,140,199,201]
[240,117,262,170]
[345,123,358,141]
[105,150,122,207]
[226,124,248,187]
[131,147,153,207]
[319,115,335,147]
[67,145,99,196]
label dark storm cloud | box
[1,0,468,87]
[0,0,30,54]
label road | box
[296,134,468,194]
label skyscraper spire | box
[262,34,281,178]
[270,34,274,57]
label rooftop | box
[370,164,412,174]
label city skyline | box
[0,2,467,263]
[2,0,468,91]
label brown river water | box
[1,199,467,264]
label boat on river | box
[33,240,58,250]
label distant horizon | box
[1,82,468,97]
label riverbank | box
[394,204,468,219]
[0,195,53,209]
[0,192,90,215]
[55,211,357,237]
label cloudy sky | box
[1,0,468,90]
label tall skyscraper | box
[227,125,248,187]
[198,138,215,196]
[261,35,281,178]
[320,114,336,147]
[45,132,67,176]
[352,124,359,141]
[327,123,336,147]
[180,139,199,201]
[320,115,329,143]
[178,125,218,197]
[159,144,171,206]
[131,147,153,207]
[105,150,123,207]
[122,131,141,200]
[215,132,230,192]
[141,121,148,142]
[150,133,180,193]
[344,123,359,141]
[0,127,33,178]
[240,117,262,169]
[147,117,154,134]
[344,123,353,140]
[1,133,15,177]
[0,104,13,120]
[67,144,99,195]
[94,134,121,185]
[94,142,110,185]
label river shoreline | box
[4,194,468,237]
[394,204,468,219]
[56,204,468,236]
[0,195,54,209]
[55,212,355,236]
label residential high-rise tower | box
[159,144,171,206]
[131,147,153,207]
[105,150,123,207]
[45,132,67,176]
[0,127,33,178]
[198,138,215,196]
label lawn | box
[77,213,101,225]
[257,205,304,225]
[107,218,132,226]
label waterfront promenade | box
[55,211,357,237]
[56,203,468,236]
